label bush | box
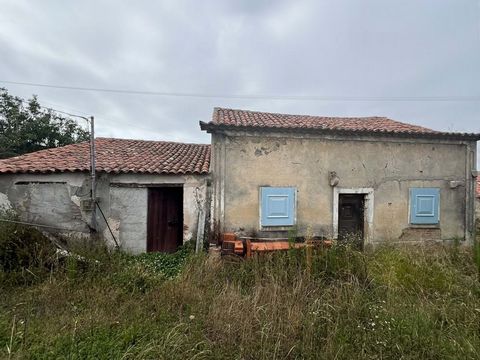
[0,210,56,273]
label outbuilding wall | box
[211,131,477,245]
[103,173,208,253]
[0,172,209,253]
[0,172,92,235]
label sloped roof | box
[0,138,210,175]
[200,108,480,140]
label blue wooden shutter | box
[261,187,295,226]
[410,188,440,224]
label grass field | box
[1,234,479,359]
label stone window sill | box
[261,226,295,232]
[408,224,440,229]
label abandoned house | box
[0,107,478,252]
[200,108,479,246]
[0,138,210,253]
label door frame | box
[333,187,374,245]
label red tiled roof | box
[0,138,210,175]
[200,108,480,140]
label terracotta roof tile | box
[0,138,210,175]
[200,108,480,140]
[212,107,436,133]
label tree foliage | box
[0,88,89,159]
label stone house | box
[200,108,479,246]
[0,138,210,253]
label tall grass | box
[1,241,479,359]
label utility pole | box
[89,116,96,230]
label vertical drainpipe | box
[473,142,478,242]
[220,134,226,236]
[469,140,478,242]
[90,116,96,231]
[465,141,475,243]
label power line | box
[40,100,93,117]
[44,107,91,122]
[12,95,144,135]
[13,93,93,117]
[14,97,91,125]
[2,79,480,102]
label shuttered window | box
[260,187,296,226]
[409,188,440,225]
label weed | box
[0,243,479,359]
[0,210,57,274]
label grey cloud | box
[0,0,478,159]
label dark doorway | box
[338,194,365,248]
[147,187,183,253]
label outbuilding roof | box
[0,138,210,175]
[200,108,480,140]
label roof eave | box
[0,169,211,176]
[199,120,211,132]
[200,123,480,141]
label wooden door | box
[338,194,364,248]
[147,187,183,253]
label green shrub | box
[0,210,56,273]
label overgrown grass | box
[1,238,479,359]
[0,210,57,275]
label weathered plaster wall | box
[0,191,12,210]
[0,172,209,253]
[0,172,92,235]
[109,186,147,253]
[105,174,208,253]
[214,131,474,244]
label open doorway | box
[338,194,365,249]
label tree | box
[0,88,89,159]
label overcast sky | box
[0,0,479,150]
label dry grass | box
[1,243,479,359]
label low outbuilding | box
[0,138,210,253]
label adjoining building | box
[201,108,479,246]
[0,138,210,253]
